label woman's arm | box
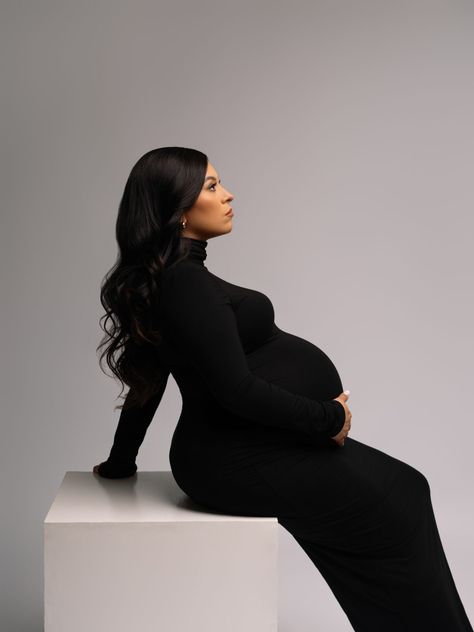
[162,263,345,440]
[97,370,170,478]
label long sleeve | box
[161,262,345,440]
[97,369,170,478]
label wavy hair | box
[96,146,208,410]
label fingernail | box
[344,390,350,395]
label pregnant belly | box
[170,327,344,482]
[247,328,343,401]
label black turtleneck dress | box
[98,237,472,632]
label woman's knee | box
[406,464,431,497]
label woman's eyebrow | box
[204,176,220,182]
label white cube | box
[44,470,279,632]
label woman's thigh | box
[255,436,431,551]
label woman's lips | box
[225,207,233,216]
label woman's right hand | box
[93,460,138,479]
[330,390,352,447]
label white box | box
[44,471,278,632]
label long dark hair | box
[96,146,208,410]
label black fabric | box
[98,236,473,631]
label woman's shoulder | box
[161,261,230,305]
[163,259,208,280]
[161,260,211,292]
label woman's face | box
[181,162,234,240]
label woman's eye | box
[209,183,217,191]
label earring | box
[181,219,187,229]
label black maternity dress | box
[98,236,473,632]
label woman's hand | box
[330,390,352,447]
[93,460,138,479]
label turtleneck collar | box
[182,236,208,266]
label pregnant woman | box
[94,147,473,632]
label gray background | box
[1,0,473,629]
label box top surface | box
[44,471,278,524]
